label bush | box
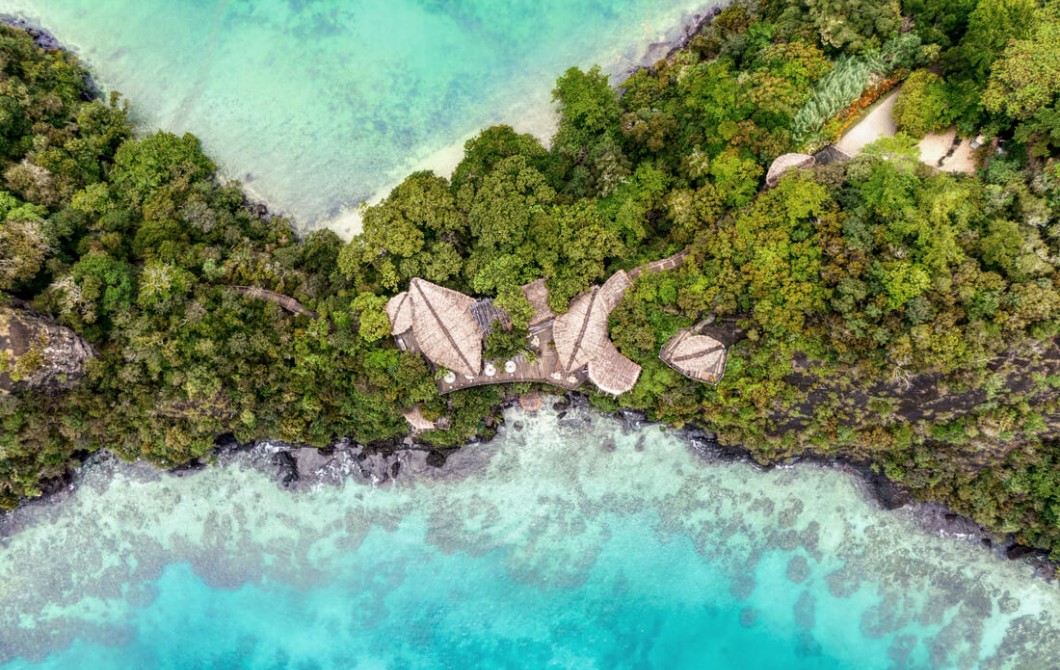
[893,69,952,137]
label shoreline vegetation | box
[1,0,1059,578]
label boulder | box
[0,306,92,394]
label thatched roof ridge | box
[386,291,413,335]
[521,279,554,327]
[408,278,482,378]
[552,287,610,373]
[598,270,632,311]
[766,153,815,188]
[661,330,727,383]
[587,341,641,396]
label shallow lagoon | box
[0,0,716,235]
[1,405,1057,669]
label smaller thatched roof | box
[587,341,641,396]
[519,391,543,412]
[403,405,437,432]
[521,279,554,327]
[661,330,727,384]
[386,291,414,335]
[766,153,816,188]
[471,298,510,338]
[408,278,482,378]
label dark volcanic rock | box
[0,306,93,394]
[426,451,448,468]
[0,16,64,51]
[274,451,299,488]
[1006,544,1034,560]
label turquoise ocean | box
[0,0,715,236]
[1,406,1058,668]
[1,1,1059,668]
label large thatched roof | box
[587,340,641,396]
[661,330,727,384]
[521,279,554,327]
[399,278,482,377]
[553,287,610,373]
[553,270,634,373]
[766,153,815,188]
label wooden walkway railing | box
[629,249,689,280]
[229,286,318,319]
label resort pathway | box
[835,90,898,156]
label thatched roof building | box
[389,264,659,397]
[765,153,816,188]
[552,270,640,395]
[660,330,727,384]
[384,278,483,378]
[553,271,635,372]
[587,340,642,396]
[553,287,610,373]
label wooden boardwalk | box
[629,249,689,280]
[438,321,586,394]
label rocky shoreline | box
[195,391,1058,580]
[615,4,724,85]
[0,15,102,100]
[5,386,1056,581]
[0,15,64,51]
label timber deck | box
[437,321,586,394]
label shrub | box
[893,69,952,138]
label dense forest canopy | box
[1,0,1059,561]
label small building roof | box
[386,291,414,335]
[408,278,482,378]
[521,278,554,327]
[402,405,437,432]
[765,153,816,188]
[661,330,727,384]
[587,340,641,396]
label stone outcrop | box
[217,437,451,491]
[0,306,93,394]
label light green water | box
[0,0,714,236]
[0,405,1057,668]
